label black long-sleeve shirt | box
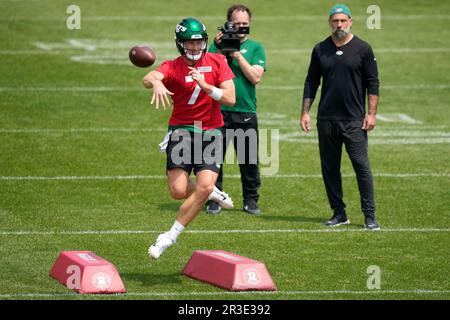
[303,35,379,120]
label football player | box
[143,18,236,259]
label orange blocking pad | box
[182,250,277,291]
[49,251,126,294]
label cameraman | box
[207,4,267,215]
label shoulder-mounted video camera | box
[216,21,250,52]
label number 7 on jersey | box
[187,84,201,105]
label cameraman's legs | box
[214,111,231,192]
[234,112,260,204]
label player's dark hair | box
[227,4,252,21]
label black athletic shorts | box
[165,129,223,175]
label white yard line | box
[0,173,448,181]
[0,128,166,133]
[267,48,450,54]
[259,84,450,90]
[277,138,450,145]
[0,228,449,236]
[0,127,448,134]
[0,50,67,55]
[280,131,450,137]
[0,86,141,92]
[368,138,450,144]
[0,175,168,181]
[0,289,449,299]
[1,126,448,133]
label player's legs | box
[177,169,218,226]
[167,168,195,200]
[148,170,218,260]
[149,130,232,259]
[148,168,192,260]
[165,129,195,200]
[149,130,196,260]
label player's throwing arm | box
[143,71,174,110]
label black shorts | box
[166,129,223,175]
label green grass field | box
[1,0,449,300]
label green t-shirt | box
[209,39,266,113]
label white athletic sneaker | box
[148,232,175,260]
[208,186,234,209]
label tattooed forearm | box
[367,94,379,116]
[302,98,314,114]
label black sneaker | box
[364,216,380,230]
[206,200,221,214]
[243,199,261,215]
[324,212,350,227]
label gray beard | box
[334,29,348,40]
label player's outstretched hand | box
[150,81,174,110]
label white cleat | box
[208,186,234,209]
[148,232,175,260]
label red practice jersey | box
[157,53,234,130]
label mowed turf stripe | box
[0,289,449,299]
[1,84,449,91]
[0,173,448,181]
[0,126,448,133]
[2,14,450,21]
[0,228,449,236]
[3,48,450,55]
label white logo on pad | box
[243,269,260,285]
[212,252,244,261]
[91,272,112,290]
[76,253,99,264]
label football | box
[129,45,156,68]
